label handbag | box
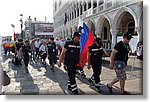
[2,71,10,86]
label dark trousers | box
[41,53,47,64]
[35,48,39,59]
[49,54,57,66]
[76,66,85,75]
[91,65,102,84]
[4,48,9,55]
[67,65,78,94]
[23,54,29,67]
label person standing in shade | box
[87,37,108,92]
[107,32,133,95]
[22,40,31,73]
[47,38,57,70]
[58,32,83,95]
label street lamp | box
[20,14,23,38]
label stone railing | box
[102,40,112,50]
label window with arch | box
[104,27,107,40]
[55,1,57,11]
[88,1,91,9]
[84,2,87,11]
[93,1,97,8]
[128,21,136,35]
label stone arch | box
[87,19,96,35]
[113,7,138,32]
[96,14,111,39]
[96,14,111,36]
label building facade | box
[53,0,143,49]
[24,17,54,39]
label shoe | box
[88,78,94,85]
[50,67,54,71]
[81,74,86,78]
[72,90,79,95]
[76,71,80,75]
[96,87,101,93]
[25,67,29,73]
[68,87,72,91]
[121,91,131,95]
[107,84,113,94]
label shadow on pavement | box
[3,54,39,95]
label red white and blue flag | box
[78,18,94,67]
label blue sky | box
[0,0,53,36]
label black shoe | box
[25,68,29,73]
[72,90,79,95]
[121,91,131,95]
[81,74,86,78]
[68,87,72,91]
[96,87,101,93]
[76,71,80,75]
[51,67,54,71]
[88,78,94,85]
[107,84,113,94]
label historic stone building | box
[53,0,143,49]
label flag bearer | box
[87,37,108,92]
[58,32,83,95]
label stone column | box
[110,28,118,48]
[135,27,142,42]
[78,5,81,16]
[75,7,78,18]
[82,2,84,15]
[91,0,93,14]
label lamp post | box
[28,16,32,39]
[20,14,23,38]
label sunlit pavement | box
[1,53,142,95]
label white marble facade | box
[53,0,143,49]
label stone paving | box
[1,54,143,95]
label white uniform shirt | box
[34,41,40,48]
[39,45,47,55]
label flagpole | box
[11,24,16,41]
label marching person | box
[47,38,57,70]
[15,39,24,66]
[34,38,40,59]
[2,38,10,55]
[30,40,35,61]
[107,32,133,95]
[58,32,83,95]
[87,37,108,92]
[22,40,31,73]
[39,41,47,67]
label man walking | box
[88,37,108,92]
[47,38,57,70]
[58,32,82,95]
[107,32,133,95]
